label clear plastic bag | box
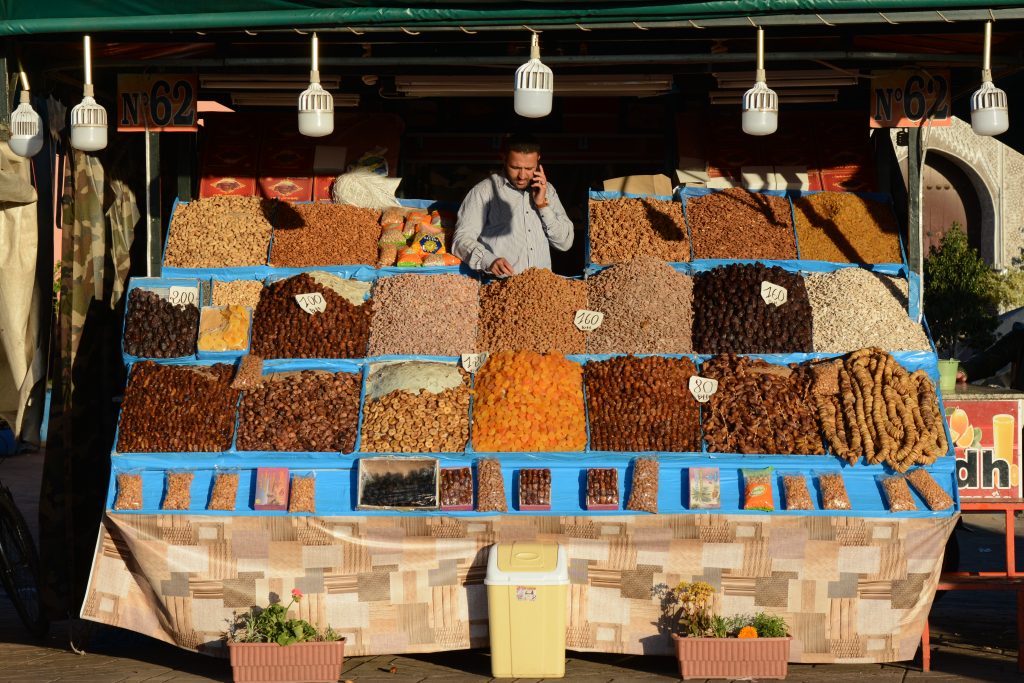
[161,470,194,511]
[879,474,918,512]
[476,459,507,512]
[905,468,954,511]
[817,471,852,511]
[626,458,659,513]
[208,468,240,511]
[288,472,316,514]
[782,474,813,511]
[113,472,144,511]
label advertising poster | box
[945,399,1022,500]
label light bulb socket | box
[83,83,95,98]
[309,69,320,85]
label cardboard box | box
[602,174,673,196]
[313,175,336,202]
[440,467,474,511]
[258,176,313,201]
[200,172,256,198]
[357,457,439,511]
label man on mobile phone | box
[452,133,574,277]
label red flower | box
[291,588,303,600]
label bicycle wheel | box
[0,484,49,638]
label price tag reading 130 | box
[760,281,788,307]
[461,353,487,374]
[167,286,198,307]
[295,293,327,315]
[574,309,605,332]
[688,376,719,403]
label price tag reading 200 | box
[574,309,605,332]
[688,376,719,403]
[760,281,788,307]
[167,286,198,307]
[295,293,327,315]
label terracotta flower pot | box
[671,633,790,680]
[227,640,346,683]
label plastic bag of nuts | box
[288,473,317,514]
[113,473,144,511]
[782,474,814,511]
[440,467,474,511]
[879,474,918,512]
[208,469,240,511]
[626,458,659,513]
[518,468,552,510]
[476,459,507,512]
[161,471,194,511]
[586,468,619,510]
[817,471,852,510]
[905,468,954,511]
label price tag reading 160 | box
[167,286,198,307]
[574,309,605,332]
[688,375,719,403]
[295,293,327,315]
[760,281,788,307]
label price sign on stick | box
[167,286,198,307]
[574,310,605,332]
[295,293,327,314]
[461,353,487,374]
[760,281,788,307]
[688,376,719,403]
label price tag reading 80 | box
[461,353,487,374]
[294,292,327,315]
[167,286,198,307]
[760,281,788,307]
[688,375,719,403]
[574,309,605,332]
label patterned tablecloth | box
[82,512,956,663]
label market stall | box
[80,186,960,663]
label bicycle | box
[0,468,49,638]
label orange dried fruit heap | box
[472,350,586,452]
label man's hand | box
[488,257,515,278]
[530,164,548,207]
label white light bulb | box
[971,80,1009,136]
[742,81,778,136]
[514,33,553,119]
[70,95,108,152]
[298,80,334,137]
[9,94,43,158]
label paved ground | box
[0,451,1019,682]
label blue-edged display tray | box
[121,276,202,367]
[161,197,275,280]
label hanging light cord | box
[311,32,320,83]
[982,20,992,82]
[83,34,94,97]
[755,26,765,83]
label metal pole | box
[907,126,924,323]
[144,132,162,276]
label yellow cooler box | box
[485,542,569,678]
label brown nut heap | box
[164,196,274,267]
[251,272,371,358]
[587,468,619,508]
[117,362,239,452]
[586,257,693,354]
[588,197,690,265]
[369,274,480,356]
[687,188,796,260]
[702,354,824,455]
[518,468,552,507]
[360,371,471,453]
[793,192,902,263]
[813,347,948,471]
[585,355,700,452]
[212,280,264,309]
[271,202,382,267]
[440,467,473,508]
[478,268,586,354]
[237,370,361,452]
[693,263,812,353]
[123,289,198,358]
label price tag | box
[295,292,327,315]
[688,376,719,403]
[760,281,788,307]
[461,353,487,374]
[574,309,605,332]
[167,286,198,307]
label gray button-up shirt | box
[452,173,574,274]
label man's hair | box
[503,133,541,156]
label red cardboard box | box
[200,172,256,198]
[313,176,336,202]
[259,176,313,201]
[820,166,876,192]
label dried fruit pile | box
[271,202,381,267]
[585,257,693,354]
[588,197,690,265]
[164,196,273,267]
[472,351,586,452]
[584,355,700,451]
[811,348,948,471]
[251,272,371,358]
[123,289,198,358]
[368,274,479,356]
[117,362,239,452]
[692,263,812,353]
[237,370,361,452]
[701,354,823,455]
[687,188,796,260]
[793,192,902,263]
[478,268,586,354]
[197,305,250,352]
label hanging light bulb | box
[70,35,108,152]
[298,33,334,137]
[9,69,43,158]
[970,20,1009,136]
[741,27,778,136]
[514,32,553,118]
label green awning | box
[3,1,1024,36]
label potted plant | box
[656,581,790,680]
[225,589,345,683]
